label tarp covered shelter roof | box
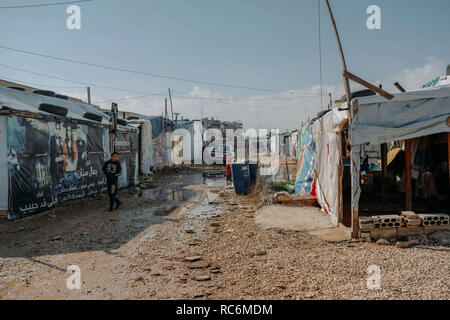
[351,85,450,145]
[0,86,110,125]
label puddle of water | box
[143,175,227,200]
[188,191,223,219]
[142,188,203,201]
[205,177,227,187]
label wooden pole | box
[343,71,394,100]
[394,82,406,93]
[405,139,412,210]
[325,0,351,107]
[381,143,387,201]
[447,132,450,195]
[164,98,168,132]
[168,88,174,121]
[350,100,361,238]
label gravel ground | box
[0,167,449,300]
[130,186,450,300]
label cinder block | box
[370,228,397,240]
[397,226,424,238]
[424,225,450,234]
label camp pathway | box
[0,166,449,300]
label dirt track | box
[0,167,449,300]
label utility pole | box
[325,0,351,108]
[87,87,91,105]
[164,98,168,132]
[168,88,174,121]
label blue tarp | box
[294,126,316,194]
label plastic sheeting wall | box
[311,109,347,226]
[352,86,450,145]
[6,115,110,220]
[0,117,8,211]
[290,132,300,158]
[294,126,316,194]
[139,120,154,174]
[114,129,139,189]
[152,133,168,170]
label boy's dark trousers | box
[107,179,120,210]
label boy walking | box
[102,152,122,211]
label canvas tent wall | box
[142,116,175,170]
[294,108,348,226]
[289,131,300,158]
[294,126,316,194]
[349,85,450,236]
[311,109,348,226]
[280,133,291,157]
[114,125,139,189]
[174,120,204,164]
[128,119,154,175]
[0,86,110,220]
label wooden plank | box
[448,132,450,195]
[381,143,387,201]
[338,161,343,226]
[405,139,412,210]
[343,71,394,100]
[394,82,406,92]
[0,109,43,119]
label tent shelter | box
[294,108,348,226]
[0,87,110,220]
[144,116,175,170]
[349,85,450,237]
[113,123,140,189]
[127,119,154,175]
[175,120,204,164]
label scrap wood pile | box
[273,191,317,207]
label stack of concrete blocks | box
[401,211,421,227]
[359,217,379,231]
[419,214,449,227]
[372,215,403,228]
[362,211,450,241]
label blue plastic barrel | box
[231,163,251,195]
[247,162,258,185]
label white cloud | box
[392,56,446,91]
[71,57,447,132]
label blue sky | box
[0,0,449,130]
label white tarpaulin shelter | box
[351,85,450,145]
[129,119,154,175]
[349,85,450,236]
[311,108,348,226]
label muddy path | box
[0,165,449,300]
[0,166,227,299]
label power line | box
[0,75,84,89]
[0,45,281,92]
[0,62,319,112]
[0,0,92,9]
[92,92,168,103]
[0,62,165,95]
[170,89,326,101]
